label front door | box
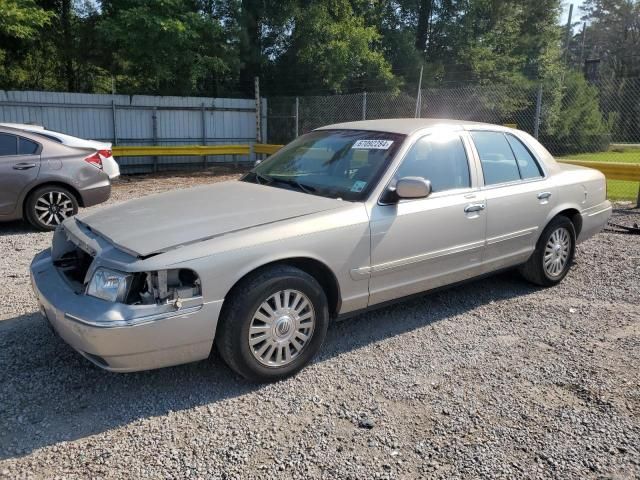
[368,131,486,306]
[0,133,41,216]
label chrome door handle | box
[464,203,485,213]
[13,163,37,170]
[537,191,552,200]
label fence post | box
[415,65,424,118]
[636,183,640,209]
[201,102,207,169]
[362,91,367,120]
[534,85,543,139]
[152,107,158,173]
[254,77,261,143]
[111,100,118,145]
[295,96,299,138]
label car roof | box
[316,118,507,135]
[0,123,110,149]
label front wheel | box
[215,265,329,382]
[519,216,576,286]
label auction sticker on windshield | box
[352,139,394,150]
[351,180,367,192]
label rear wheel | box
[215,265,329,382]
[25,185,79,231]
[519,216,576,286]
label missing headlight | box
[126,269,202,306]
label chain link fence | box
[267,77,640,202]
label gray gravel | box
[1,173,639,479]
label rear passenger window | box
[470,131,521,185]
[18,137,39,155]
[505,134,542,179]
[0,133,18,156]
[394,133,470,193]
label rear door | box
[0,133,41,216]
[468,130,556,271]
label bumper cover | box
[578,201,613,243]
[30,249,223,372]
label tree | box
[97,0,240,96]
[264,0,397,95]
[541,71,610,153]
[0,0,52,89]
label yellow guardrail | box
[112,145,250,157]
[253,144,284,155]
[558,160,640,182]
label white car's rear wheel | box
[519,216,576,286]
[26,185,79,231]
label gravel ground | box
[1,173,639,479]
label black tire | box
[215,265,330,382]
[519,215,576,287]
[25,185,79,231]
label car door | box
[468,130,556,272]
[368,131,486,306]
[0,133,42,216]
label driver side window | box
[394,133,471,193]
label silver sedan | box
[30,119,612,381]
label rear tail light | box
[98,149,112,158]
[84,152,103,169]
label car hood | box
[74,180,347,257]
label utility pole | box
[415,65,424,118]
[564,4,574,65]
[579,22,587,66]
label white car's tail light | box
[84,152,103,169]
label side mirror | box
[394,176,432,200]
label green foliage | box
[276,1,397,94]
[0,0,52,88]
[541,71,611,154]
[97,0,239,96]
[0,0,51,39]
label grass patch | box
[606,180,639,201]
[559,146,640,164]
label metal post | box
[362,91,367,120]
[254,77,261,143]
[415,65,424,118]
[534,85,543,139]
[295,96,299,138]
[152,107,158,173]
[111,100,118,145]
[636,183,640,209]
[201,102,207,169]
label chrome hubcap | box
[249,289,315,367]
[544,227,571,277]
[35,191,74,226]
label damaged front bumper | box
[30,249,223,372]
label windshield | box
[243,129,406,201]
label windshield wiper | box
[252,171,273,185]
[272,177,317,194]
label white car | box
[0,123,120,179]
[30,119,611,381]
